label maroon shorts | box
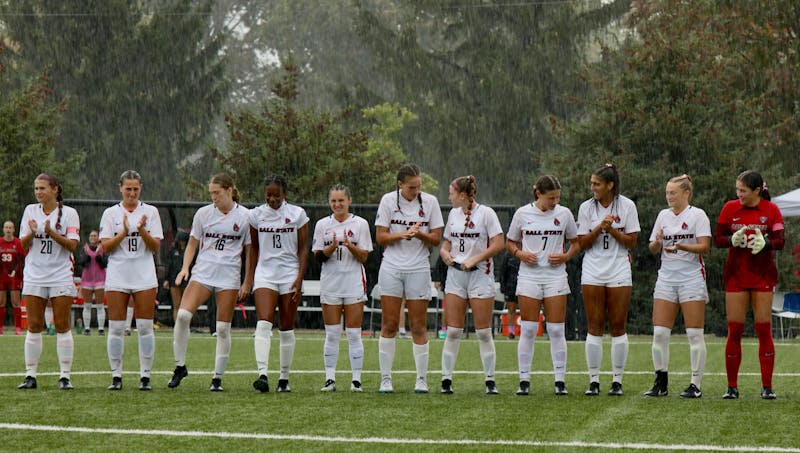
[0,276,23,291]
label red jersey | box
[714,199,785,290]
[0,237,25,287]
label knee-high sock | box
[107,320,126,378]
[611,334,628,384]
[378,336,396,378]
[413,342,429,380]
[517,320,537,381]
[137,319,154,378]
[254,320,272,375]
[24,331,43,377]
[323,324,342,381]
[14,307,22,328]
[725,322,744,387]
[346,327,364,382]
[125,306,134,330]
[585,333,603,383]
[0,305,5,328]
[686,327,706,388]
[96,303,106,330]
[652,326,671,371]
[754,322,775,388]
[547,322,567,382]
[441,326,463,381]
[82,304,92,329]
[56,331,74,379]
[172,308,193,367]
[214,321,231,379]
[279,330,295,380]
[476,328,495,381]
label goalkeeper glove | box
[749,228,766,254]
[731,226,748,248]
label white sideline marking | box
[1,423,798,452]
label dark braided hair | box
[263,174,288,194]
[36,173,63,230]
[451,175,477,228]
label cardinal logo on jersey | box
[760,216,767,223]
[233,223,240,232]
[613,215,621,223]
[468,221,475,229]
[285,218,291,224]
[681,222,688,230]
[347,229,354,237]
[553,218,561,227]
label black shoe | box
[167,365,188,388]
[608,382,623,396]
[277,379,291,393]
[584,381,600,396]
[98,330,105,336]
[320,379,336,392]
[441,379,454,394]
[761,387,776,400]
[554,381,568,396]
[84,329,91,336]
[508,332,515,340]
[516,380,530,396]
[139,377,151,391]
[643,370,668,397]
[210,378,223,392]
[107,376,122,391]
[679,383,702,399]
[253,375,269,393]
[18,376,37,389]
[58,377,74,390]
[722,386,739,399]
[485,380,499,395]
[350,380,363,392]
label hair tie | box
[605,163,613,168]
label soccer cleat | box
[508,332,515,340]
[139,377,151,391]
[320,379,336,392]
[584,381,600,396]
[679,383,702,399]
[253,375,269,393]
[608,382,623,396]
[209,378,223,392]
[643,370,669,397]
[58,377,74,390]
[485,380,499,395]
[516,380,530,396]
[124,329,131,336]
[441,379,454,394]
[107,376,122,391]
[277,379,291,393]
[350,381,363,392]
[167,365,188,388]
[98,329,105,336]
[760,387,776,400]
[84,329,91,336]
[414,376,429,394]
[722,386,739,400]
[378,376,394,393]
[554,381,568,396]
[18,376,37,389]
[15,327,23,335]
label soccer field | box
[0,331,798,452]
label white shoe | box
[320,379,336,392]
[379,376,393,393]
[414,376,429,394]
[350,380,363,392]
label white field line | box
[2,370,800,377]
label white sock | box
[254,320,272,375]
[345,327,363,382]
[24,332,43,377]
[82,304,92,329]
[441,326,463,381]
[652,326,671,371]
[517,320,537,381]
[413,342,429,380]
[45,305,54,326]
[137,319,155,378]
[125,306,134,330]
[214,321,231,379]
[476,328,495,381]
[323,324,342,381]
[56,331,74,379]
[585,333,603,383]
[611,334,628,384]
[546,322,567,382]
[378,336,396,378]
[172,308,193,367]
[686,328,706,388]
[96,303,106,330]
[107,320,126,377]
[279,330,295,380]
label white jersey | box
[249,201,309,285]
[312,213,373,298]
[443,203,503,274]
[375,190,443,272]
[508,203,577,283]
[190,203,251,289]
[577,195,640,282]
[650,205,711,284]
[100,202,164,289]
[20,203,80,286]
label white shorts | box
[581,262,632,287]
[23,284,77,299]
[653,277,708,303]
[192,280,238,295]
[321,294,366,306]
[254,281,295,295]
[445,267,495,299]
[81,285,105,291]
[106,286,158,295]
[191,275,240,293]
[516,277,571,300]
[378,268,431,300]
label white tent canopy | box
[774,188,800,218]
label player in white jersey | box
[506,175,580,396]
[313,184,373,392]
[247,174,309,393]
[375,163,443,393]
[167,174,253,391]
[99,170,164,391]
[576,163,640,396]
[643,174,710,399]
[438,176,504,395]
[17,174,80,390]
